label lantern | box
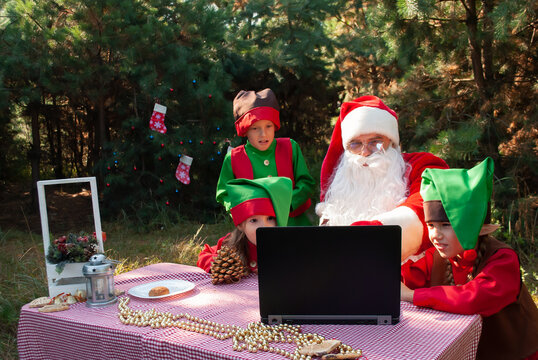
[82,254,118,307]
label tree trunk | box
[461,0,500,164]
[29,103,41,212]
[479,0,500,164]
[462,0,486,101]
[481,0,495,87]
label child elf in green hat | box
[198,176,292,274]
[400,158,538,360]
[215,88,315,226]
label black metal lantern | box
[82,254,118,307]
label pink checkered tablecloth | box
[18,263,482,360]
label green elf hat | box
[226,177,293,227]
[420,157,495,250]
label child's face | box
[427,221,464,259]
[237,214,277,246]
[246,120,275,151]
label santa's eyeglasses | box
[347,140,385,154]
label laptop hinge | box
[268,315,283,325]
[377,315,392,325]
[266,315,395,325]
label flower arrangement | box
[46,232,99,273]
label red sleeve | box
[413,249,521,316]
[401,248,435,289]
[401,152,449,252]
[196,234,229,273]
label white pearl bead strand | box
[118,297,361,360]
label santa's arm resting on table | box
[355,152,448,260]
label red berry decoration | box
[160,179,164,184]
[106,183,110,187]
[180,141,184,145]
[161,143,165,148]
[208,94,212,98]
[213,141,216,145]
[107,166,111,170]
[131,126,135,130]
[133,166,137,171]
[166,201,170,205]
[158,156,162,161]
[200,140,204,144]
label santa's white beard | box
[316,147,409,225]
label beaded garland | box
[118,297,362,359]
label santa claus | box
[316,95,448,261]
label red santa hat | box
[319,95,399,201]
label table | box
[18,263,482,360]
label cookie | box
[321,354,363,359]
[299,339,341,356]
[28,297,51,308]
[149,286,170,297]
[38,304,70,313]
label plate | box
[127,280,195,299]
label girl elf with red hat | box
[401,158,538,360]
[215,88,315,226]
[198,176,293,274]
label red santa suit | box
[318,95,448,259]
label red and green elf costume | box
[216,89,315,226]
[199,177,292,273]
[401,158,538,360]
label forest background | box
[0,0,536,357]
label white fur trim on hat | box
[341,106,399,147]
[373,206,423,261]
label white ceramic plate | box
[127,280,195,299]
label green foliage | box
[46,232,99,273]
[426,120,483,162]
[0,0,535,251]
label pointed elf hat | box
[233,88,280,137]
[226,177,292,227]
[420,158,496,250]
[319,95,399,200]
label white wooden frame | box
[37,177,105,297]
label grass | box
[0,220,234,359]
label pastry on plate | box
[149,286,170,297]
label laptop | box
[256,225,401,325]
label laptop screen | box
[256,225,401,325]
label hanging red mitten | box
[149,103,167,134]
[176,155,193,185]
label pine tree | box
[96,0,235,223]
[224,0,343,148]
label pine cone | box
[210,246,248,285]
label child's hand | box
[400,282,414,302]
